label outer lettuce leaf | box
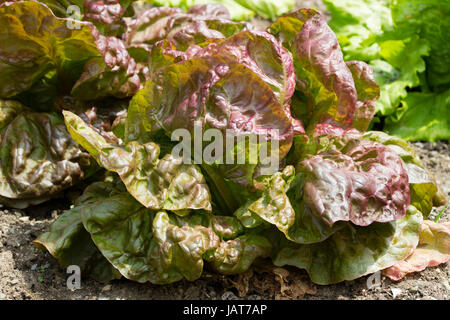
[362,131,446,215]
[33,181,124,283]
[205,233,272,274]
[383,220,450,281]
[274,206,422,285]
[0,1,100,98]
[384,90,450,142]
[295,129,410,226]
[0,100,93,208]
[77,191,269,283]
[63,110,212,212]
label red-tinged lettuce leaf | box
[346,61,379,131]
[274,206,422,285]
[71,35,142,100]
[295,129,410,226]
[33,181,123,283]
[125,5,251,49]
[0,1,101,98]
[362,131,446,216]
[267,9,318,50]
[83,0,131,36]
[187,3,231,19]
[0,100,94,209]
[268,10,380,133]
[126,54,294,188]
[383,219,450,281]
[243,165,344,244]
[63,110,212,212]
[194,31,296,107]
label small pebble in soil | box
[101,285,111,292]
[10,279,19,285]
[391,288,402,299]
[222,291,238,300]
[442,281,450,291]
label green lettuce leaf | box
[243,165,344,244]
[0,100,94,208]
[63,110,212,212]
[391,0,450,89]
[77,191,268,283]
[384,89,450,142]
[0,1,100,98]
[274,206,422,285]
[383,219,450,281]
[33,181,123,283]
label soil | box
[1,1,449,301]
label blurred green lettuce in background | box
[324,0,450,142]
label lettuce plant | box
[0,1,448,285]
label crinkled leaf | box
[362,131,446,215]
[126,54,293,187]
[383,219,450,281]
[205,233,272,274]
[64,110,212,212]
[125,5,251,49]
[296,130,410,226]
[196,30,296,106]
[0,1,100,98]
[274,206,422,285]
[269,10,378,132]
[71,36,142,100]
[0,101,93,208]
[79,191,256,283]
[246,165,344,244]
[83,0,131,36]
[78,193,187,283]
